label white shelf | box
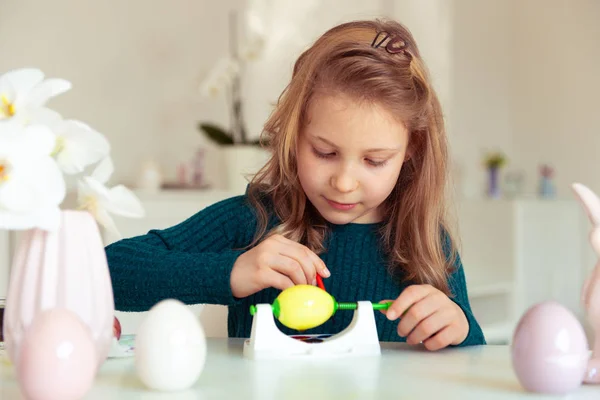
[457,198,591,346]
[481,321,515,344]
[468,282,513,299]
[132,188,236,202]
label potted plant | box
[483,151,507,198]
[197,11,269,194]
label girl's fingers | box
[386,284,435,321]
[263,269,295,292]
[269,255,309,285]
[405,310,451,345]
[273,235,329,282]
[423,325,456,351]
[277,235,329,276]
[397,292,441,337]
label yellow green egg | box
[274,285,335,331]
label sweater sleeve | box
[447,252,487,346]
[105,195,257,311]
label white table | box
[1,339,600,399]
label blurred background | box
[1,0,599,344]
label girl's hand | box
[383,284,469,351]
[230,234,330,298]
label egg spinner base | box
[243,301,381,360]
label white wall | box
[448,0,515,199]
[389,0,514,199]
[0,0,388,190]
[2,1,598,195]
[391,0,600,200]
[0,0,236,188]
[242,1,387,139]
[510,0,600,197]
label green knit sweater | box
[105,194,486,346]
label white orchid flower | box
[198,57,240,98]
[51,119,110,174]
[239,37,265,61]
[0,121,66,231]
[242,0,267,61]
[0,68,71,125]
[77,157,144,238]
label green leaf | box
[198,123,234,145]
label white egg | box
[135,299,207,391]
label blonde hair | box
[248,19,456,295]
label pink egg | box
[511,301,589,394]
[17,308,97,400]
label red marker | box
[316,274,326,291]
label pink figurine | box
[572,183,600,383]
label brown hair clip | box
[371,31,410,57]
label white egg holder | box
[243,301,381,360]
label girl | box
[106,19,486,350]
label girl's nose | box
[330,167,358,193]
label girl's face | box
[297,93,410,224]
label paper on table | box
[107,334,135,358]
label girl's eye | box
[366,159,388,168]
[311,147,387,167]
[313,148,335,159]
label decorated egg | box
[135,299,207,391]
[275,284,335,330]
[113,315,122,340]
[511,301,589,394]
[17,308,97,400]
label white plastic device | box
[243,301,381,360]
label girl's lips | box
[326,199,357,211]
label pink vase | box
[2,210,115,369]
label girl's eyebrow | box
[313,135,402,153]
